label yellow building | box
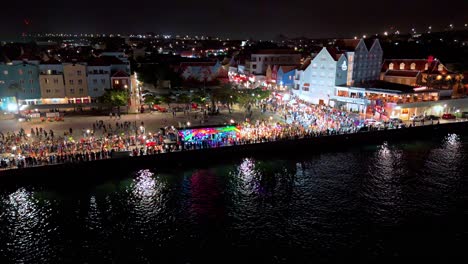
[63,62,90,103]
[39,61,66,99]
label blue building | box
[276,66,297,89]
[0,61,41,108]
[87,58,111,98]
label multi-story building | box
[248,50,301,75]
[101,52,131,74]
[87,58,111,98]
[0,61,41,106]
[334,39,383,85]
[111,71,131,90]
[39,60,66,103]
[63,61,90,103]
[293,47,348,105]
[380,58,456,87]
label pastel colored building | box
[380,58,456,87]
[0,61,41,104]
[248,50,301,75]
[294,47,348,105]
[87,58,111,98]
[39,60,66,101]
[111,71,131,90]
[63,61,90,103]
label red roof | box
[385,70,420,77]
[326,47,343,61]
[300,58,312,71]
[381,59,453,75]
[112,71,130,78]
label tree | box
[160,94,174,108]
[101,89,129,107]
[210,84,238,113]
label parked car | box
[442,113,456,120]
[410,114,425,122]
[424,115,440,120]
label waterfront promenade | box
[1,119,467,180]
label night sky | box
[1,0,467,40]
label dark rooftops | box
[385,70,420,77]
[334,39,361,51]
[253,49,298,55]
[40,58,62,65]
[112,71,130,78]
[358,80,415,93]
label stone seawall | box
[2,121,467,183]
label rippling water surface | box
[1,134,468,263]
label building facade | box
[0,61,41,104]
[39,61,66,101]
[334,39,383,85]
[380,58,456,88]
[293,47,348,105]
[111,71,131,90]
[249,50,301,75]
[63,62,90,103]
[87,60,111,98]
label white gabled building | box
[333,38,383,85]
[293,39,383,106]
[293,47,348,105]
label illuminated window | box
[115,80,120,85]
[438,64,443,71]
[18,69,23,75]
[399,63,405,70]
[424,63,428,70]
[389,63,394,70]
[47,69,52,75]
[410,63,416,70]
[3,70,8,75]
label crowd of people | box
[0,93,409,170]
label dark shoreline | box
[2,121,468,182]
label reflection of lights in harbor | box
[378,142,390,158]
[133,169,156,198]
[8,188,36,217]
[445,133,460,147]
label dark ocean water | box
[1,134,467,263]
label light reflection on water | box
[0,135,467,262]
